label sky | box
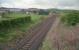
[0,0,79,10]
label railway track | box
[3,14,57,50]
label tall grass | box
[0,12,47,43]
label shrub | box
[61,11,79,26]
[0,16,31,28]
[1,13,6,18]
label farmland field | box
[0,12,47,44]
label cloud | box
[0,0,79,10]
[58,0,79,7]
[33,0,79,9]
[0,0,42,8]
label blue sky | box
[0,0,79,10]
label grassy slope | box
[0,13,47,43]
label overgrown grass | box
[61,11,79,26]
[40,12,79,50]
[39,39,52,50]
[0,13,47,43]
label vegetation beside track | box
[0,12,47,43]
[40,10,79,50]
[61,11,79,26]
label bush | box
[61,11,79,26]
[0,16,31,28]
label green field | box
[0,12,47,43]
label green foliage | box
[0,12,46,43]
[1,13,7,18]
[0,16,31,28]
[61,11,79,26]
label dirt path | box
[40,17,79,50]
[40,17,60,50]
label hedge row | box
[0,16,31,28]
